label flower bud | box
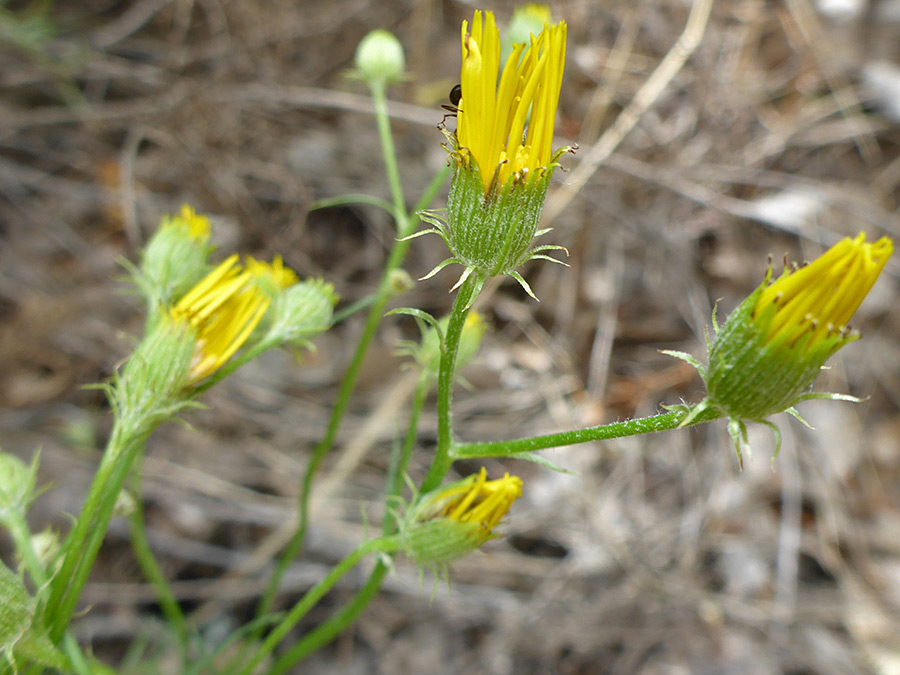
[388,269,414,296]
[0,452,38,524]
[262,278,337,349]
[400,468,522,571]
[355,29,405,86]
[26,529,60,575]
[137,205,213,310]
[675,233,893,464]
[411,312,487,380]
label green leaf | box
[0,561,68,671]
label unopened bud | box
[355,30,405,85]
[400,468,522,570]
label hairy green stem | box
[239,537,400,675]
[420,273,481,493]
[45,417,151,642]
[452,407,724,459]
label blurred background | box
[2,0,900,672]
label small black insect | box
[449,83,462,107]
[442,84,462,116]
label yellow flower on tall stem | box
[672,233,893,465]
[420,9,569,295]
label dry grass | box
[2,0,900,673]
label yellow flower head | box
[170,255,273,383]
[169,204,211,240]
[402,467,523,570]
[677,231,894,466]
[457,10,566,192]
[755,233,893,350]
[424,467,522,538]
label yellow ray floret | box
[171,255,275,382]
[174,204,211,240]
[755,233,893,348]
[436,467,523,536]
[457,10,566,192]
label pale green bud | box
[115,318,195,423]
[388,269,414,296]
[137,205,214,312]
[413,312,487,380]
[114,489,137,518]
[503,4,553,64]
[355,30,405,86]
[262,278,337,349]
[0,453,38,524]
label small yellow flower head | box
[421,10,568,292]
[401,468,523,570]
[171,255,273,384]
[674,233,893,465]
[138,204,214,310]
[171,204,211,240]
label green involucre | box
[444,157,555,276]
[705,283,856,421]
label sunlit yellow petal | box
[456,10,566,193]
[755,234,893,349]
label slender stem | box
[384,371,431,535]
[331,293,378,326]
[370,81,407,226]
[258,372,431,673]
[252,245,402,622]
[5,510,47,598]
[451,407,724,459]
[127,466,190,658]
[254,162,449,622]
[268,563,389,675]
[239,537,400,675]
[45,418,151,642]
[420,273,481,493]
[253,372,430,673]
